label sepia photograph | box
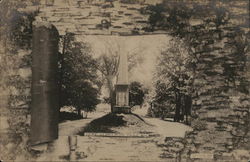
[0,0,249,161]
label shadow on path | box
[78,113,151,135]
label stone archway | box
[29,0,171,145]
[2,0,249,161]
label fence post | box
[69,135,77,160]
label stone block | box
[190,153,214,160]
[232,149,250,160]
[0,116,9,130]
[18,68,31,79]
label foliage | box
[60,33,100,113]
[95,45,119,111]
[0,1,39,160]
[156,38,194,94]
[59,111,83,123]
[146,2,250,147]
[145,2,191,37]
[9,11,39,49]
[69,80,100,112]
[0,0,39,50]
[152,81,175,118]
[129,81,148,107]
[144,1,232,38]
[153,38,194,120]
[145,0,248,116]
[222,29,250,94]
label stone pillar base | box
[113,106,131,114]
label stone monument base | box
[113,106,131,114]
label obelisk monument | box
[113,51,130,113]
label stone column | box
[30,22,59,146]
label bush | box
[129,81,147,107]
[59,112,83,123]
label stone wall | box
[30,0,164,35]
[176,1,250,161]
[0,1,38,160]
[0,0,163,160]
[134,1,249,161]
[183,29,250,161]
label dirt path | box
[35,107,192,162]
[59,111,106,136]
[73,116,192,161]
[35,111,106,162]
[76,136,165,161]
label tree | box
[154,38,194,122]
[60,33,100,115]
[129,81,147,107]
[95,43,119,112]
[152,81,175,119]
[69,80,100,114]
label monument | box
[113,51,131,113]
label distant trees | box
[144,3,194,122]
[129,81,148,107]
[95,45,119,112]
[60,33,100,115]
[144,3,195,121]
[154,38,194,122]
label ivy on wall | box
[0,0,39,160]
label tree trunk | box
[77,109,81,116]
[174,92,181,122]
[107,75,115,113]
[110,90,115,112]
